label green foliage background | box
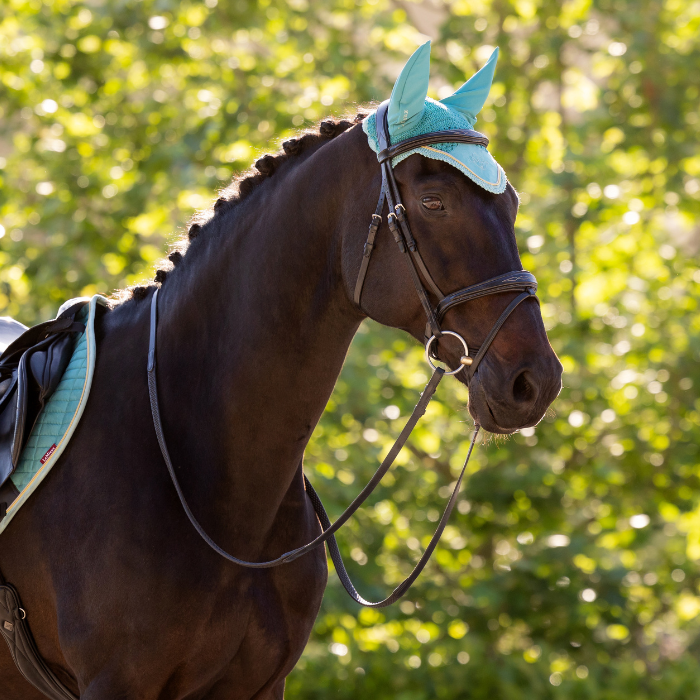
[2,0,700,697]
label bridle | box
[354,100,538,379]
[146,102,540,608]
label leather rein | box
[147,101,539,608]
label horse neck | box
[153,127,370,548]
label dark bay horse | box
[0,110,561,697]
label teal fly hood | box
[363,41,507,194]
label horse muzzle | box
[466,352,563,434]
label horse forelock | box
[114,112,367,304]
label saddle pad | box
[0,296,107,535]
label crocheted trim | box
[422,146,503,188]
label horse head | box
[346,41,562,434]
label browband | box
[377,129,489,164]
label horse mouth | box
[470,393,517,434]
[484,395,498,427]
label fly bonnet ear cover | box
[363,41,507,195]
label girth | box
[354,100,538,378]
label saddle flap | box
[29,331,76,405]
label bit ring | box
[425,331,470,375]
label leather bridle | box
[354,100,538,379]
[146,103,540,608]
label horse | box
[0,44,562,698]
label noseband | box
[146,106,541,608]
[354,100,537,379]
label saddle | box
[0,302,87,516]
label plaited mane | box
[116,114,365,303]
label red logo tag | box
[40,444,57,464]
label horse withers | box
[0,42,561,699]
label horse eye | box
[421,196,444,211]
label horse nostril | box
[512,370,535,404]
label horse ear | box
[439,47,499,123]
[387,40,431,138]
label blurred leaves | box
[0,0,396,321]
[2,0,700,697]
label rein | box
[148,288,476,607]
[146,105,540,607]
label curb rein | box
[147,101,539,608]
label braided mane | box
[117,113,366,302]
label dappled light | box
[1,0,699,697]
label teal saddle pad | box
[0,295,107,535]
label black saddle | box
[0,301,87,514]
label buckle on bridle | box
[386,213,406,253]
